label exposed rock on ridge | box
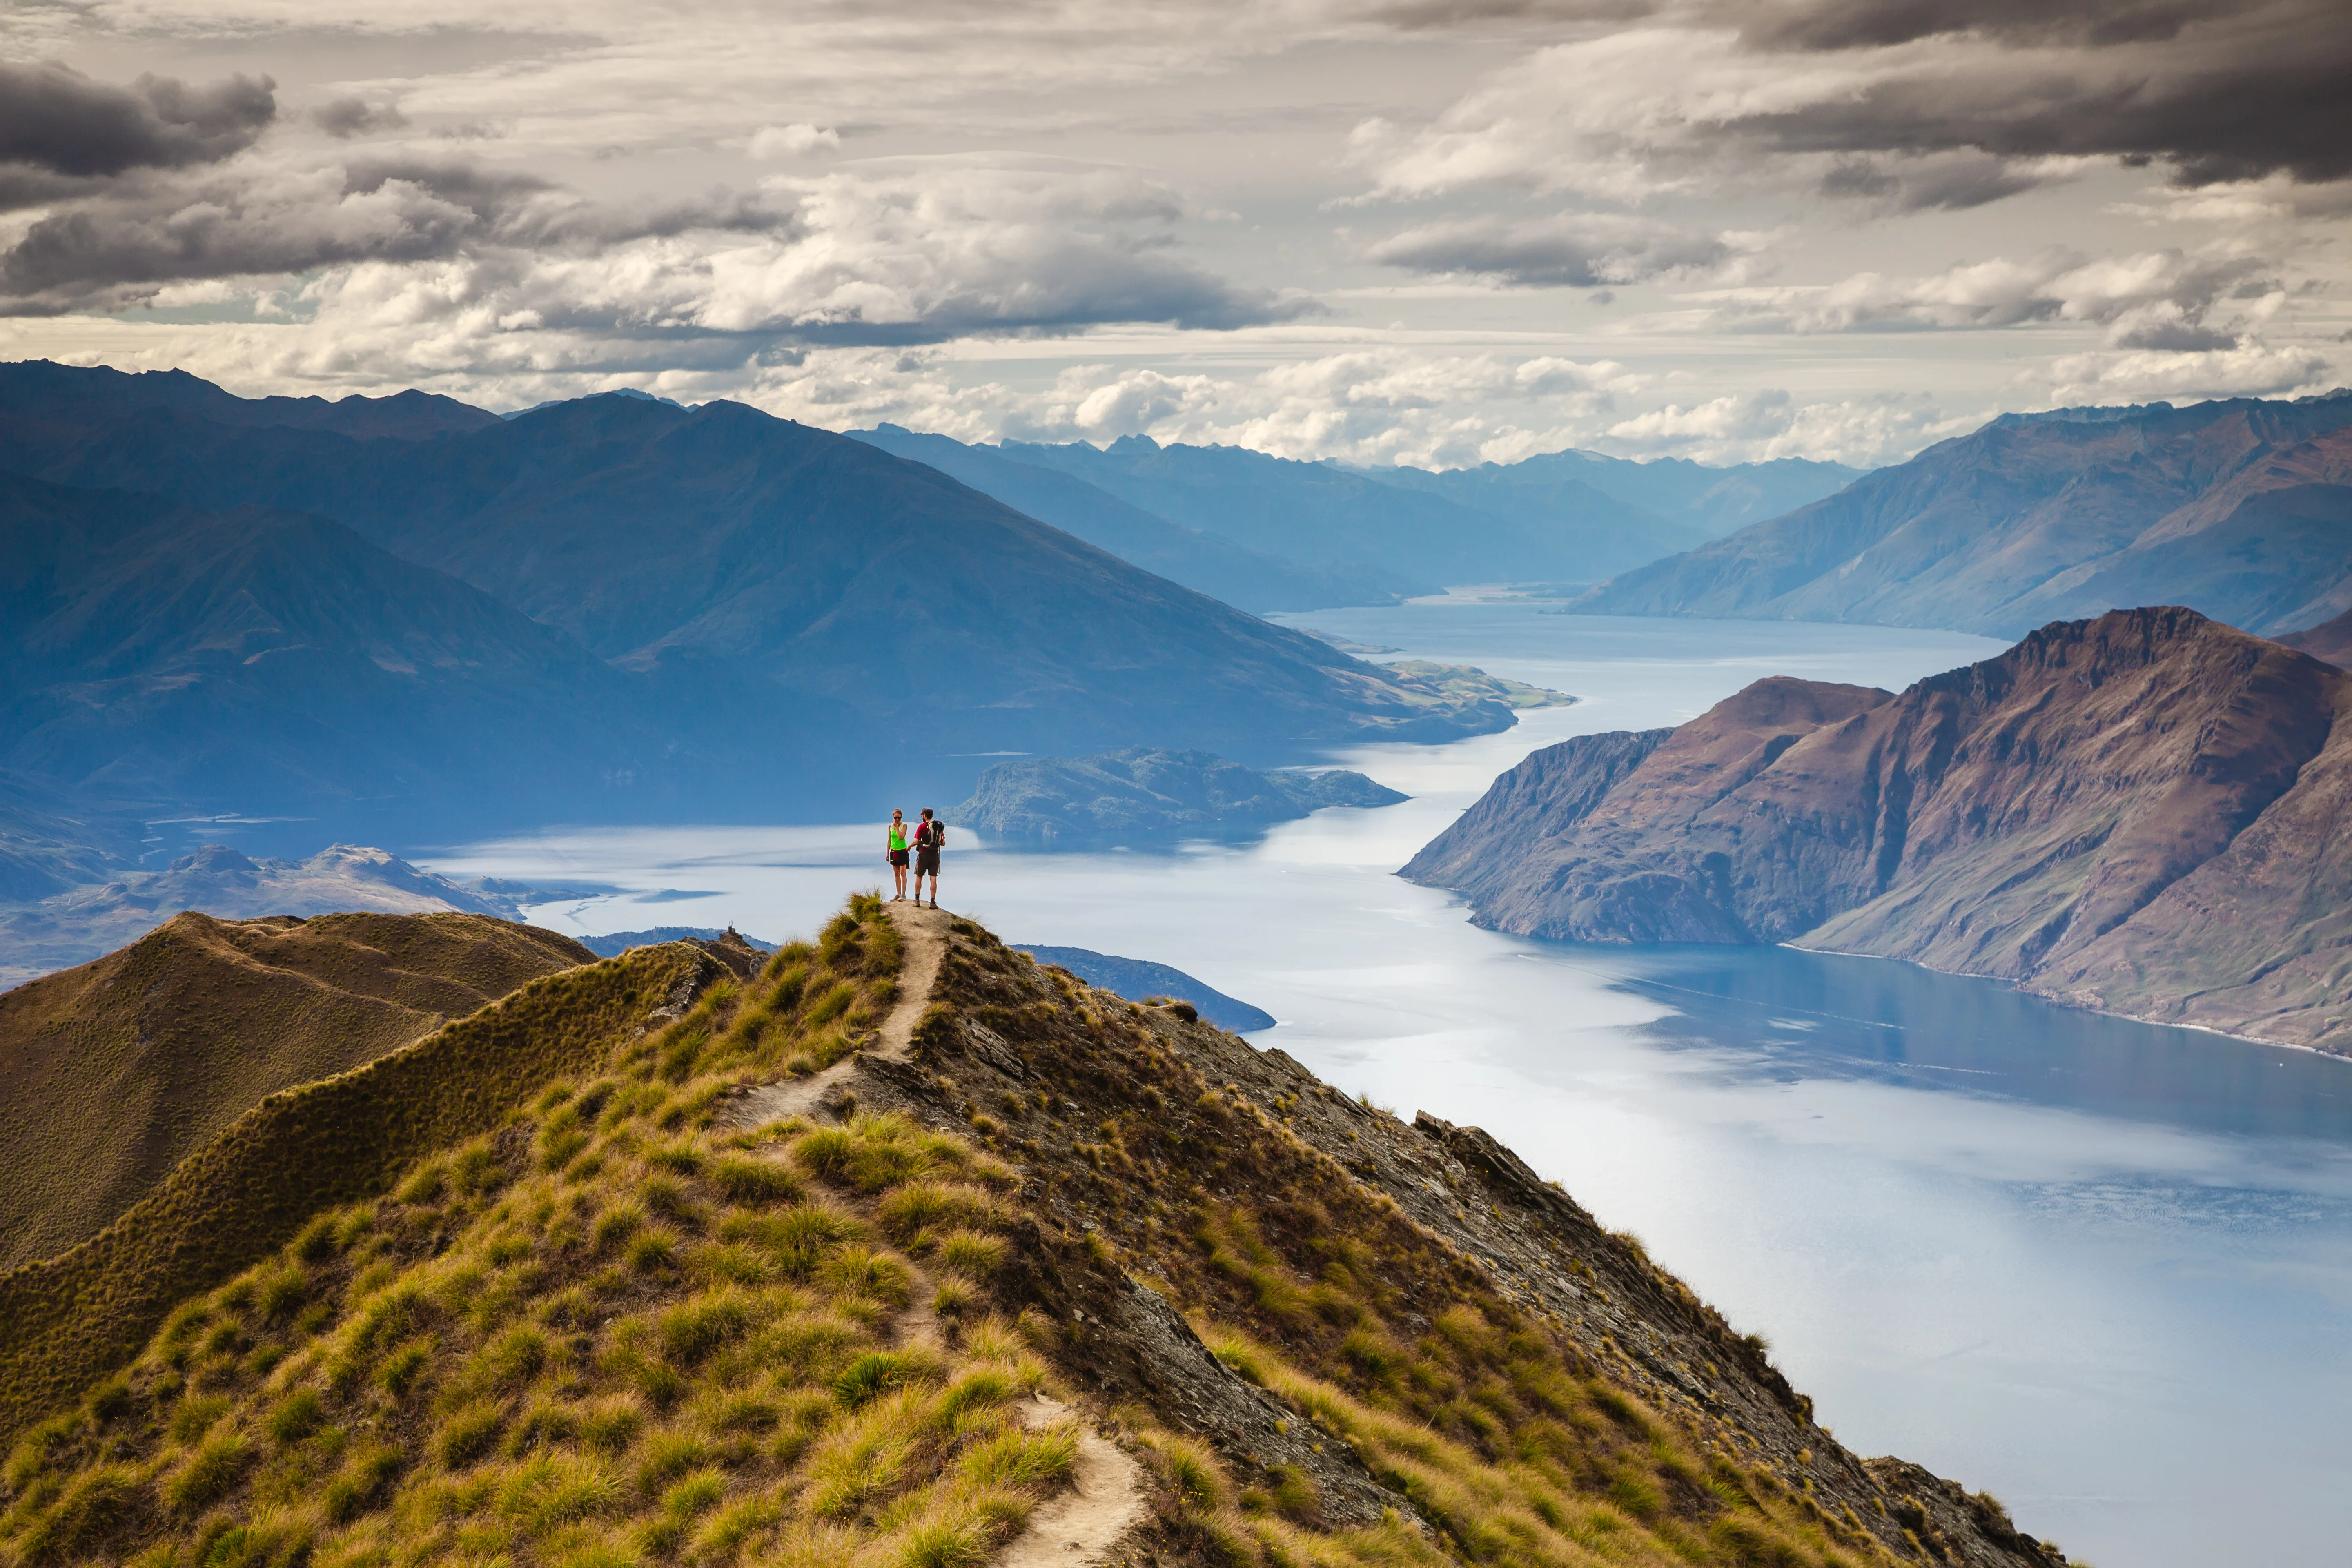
[1407,607,2352,1052]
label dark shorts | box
[888,849,909,867]
[915,850,940,875]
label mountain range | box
[1574,392,2352,638]
[0,362,1519,858]
[854,426,1860,610]
[0,843,578,988]
[1407,606,2352,1051]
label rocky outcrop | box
[954,747,1405,841]
[1407,607,2352,1052]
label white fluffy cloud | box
[747,123,839,159]
[1599,390,1977,465]
[0,151,1299,342]
[2029,342,2336,405]
[1658,247,2275,345]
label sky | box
[1,0,2348,468]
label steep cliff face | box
[1407,608,2352,1051]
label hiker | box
[885,808,911,901]
[911,808,944,909]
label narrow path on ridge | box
[725,902,1151,1567]
[729,900,946,1126]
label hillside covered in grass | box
[0,898,2067,1568]
[0,911,592,1269]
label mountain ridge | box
[1572,392,2352,637]
[0,363,1517,855]
[1407,606,2352,1051]
[0,897,2068,1567]
[0,910,590,1270]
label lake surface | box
[429,608,2352,1568]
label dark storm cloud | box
[0,158,788,309]
[1715,0,2352,187]
[1371,0,1653,27]
[1753,48,2352,187]
[1367,214,1732,287]
[0,61,274,178]
[1719,0,2221,49]
[313,97,409,139]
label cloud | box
[0,159,779,310]
[0,61,274,185]
[748,124,840,158]
[693,158,1304,340]
[1360,3,2352,209]
[1660,246,2271,344]
[1599,388,1975,464]
[0,150,1297,345]
[962,348,1639,467]
[2031,340,2335,403]
[313,97,409,140]
[1364,212,1742,287]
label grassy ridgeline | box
[0,937,715,1443]
[0,911,597,1271]
[0,897,2047,1568]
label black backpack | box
[917,819,944,850]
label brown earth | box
[0,909,590,1268]
[1407,607,2352,1053]
[2280,604,2352,668]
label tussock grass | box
[912,913,1909,1568]
[0,900,1088,1568]
[0,942,703,1441]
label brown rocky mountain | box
[2281,604,2352,667]
[1407,607,2352,1052]
[1573,394,2352,638]
[0,910,589,1269]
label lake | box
[428,608,2352,1568]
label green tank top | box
[889,825,907,851]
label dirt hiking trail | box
[724,904,1151,1567]
[727,900,947,1126]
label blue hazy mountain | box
[864,429,1861,600]
[850,425,1403,611]
[0,467,727,841]
[1573,392,2352,638]
[985,434,1607,594]
[1352,449,1865,570]
[0,363,1517,850]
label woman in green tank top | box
[886,809,911,901]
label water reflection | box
[1609,944,2352,1144]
